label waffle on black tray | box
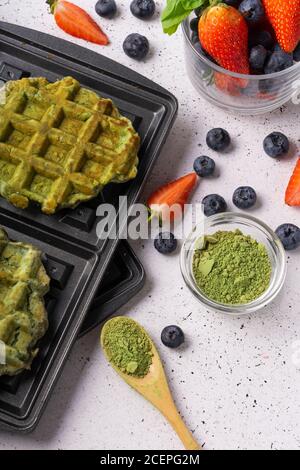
[0,228,49,376]
[0,76,140,214]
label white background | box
[0,0,300,450]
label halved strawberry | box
[47,0,108,45]
[147,173,198,221]
[285,159,300,206]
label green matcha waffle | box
[0,228,49,376]
[0,77,140,214]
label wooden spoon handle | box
[164,408,202,451]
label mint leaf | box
[161,0,209,35]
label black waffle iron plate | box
[80,240,145,338]
[0,22,177,432]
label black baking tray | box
[0,22,177,432]
[79,241,145,337]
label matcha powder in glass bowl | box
[102,317,153,378]
[192,230,272,305]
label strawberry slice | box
[147,173,198,221]
[285,159,300,206]
[47,0,108,45]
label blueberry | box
[273,44,292,54]
[193,41,215,63]
[193,156,215,177]
[259,78,277,94]
[249,30,274,50]
[241,80,259,96]
[194,6,205,17]
[275,224,300,251]
[190,17,199,33]
[263,132,289,158]
[259,73,285,96]
[224,0,242,6]
[95,0,117,18]
[294,43,300,62]
[193,40,201,50]
[202,194,227,217]
[249,45,268,71]
[192,43,214,75]
[130,0,155,19]
[233,186,257,209]
[123,33,149,61]
[191,32,199,44]
[273,43,284,52]
[206,128,231,151]
[264,49,293,74]
[161,325,185,349]
[154,232,177,254]
[239,0,265,24]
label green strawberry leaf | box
[46,0,58,14]
[161,0,210,35]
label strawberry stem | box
[147,207,163,227]
[46,0,59,14]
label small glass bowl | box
[180,213,287,315]
[182,16,300,115]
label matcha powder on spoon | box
[192,230,272,304]
[102,317,153,377]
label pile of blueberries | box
[190,0,300,76]
[154,127,300,254]
[95,0,154,60]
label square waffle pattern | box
[0,77,140,214]
[0,228,49,376]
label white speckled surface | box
[0,0,300,451]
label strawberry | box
[47,0,108,45]
[262,0,300,53]
[214,72,242,96]
[285,158,300,206]
[198,4,250,83]
[147,173,198,221]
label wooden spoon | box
[101,317,202,451]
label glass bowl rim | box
[180,212,287,315]
[182,18,300,81]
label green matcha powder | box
[192,230,272,305]
[102,317,153,377]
